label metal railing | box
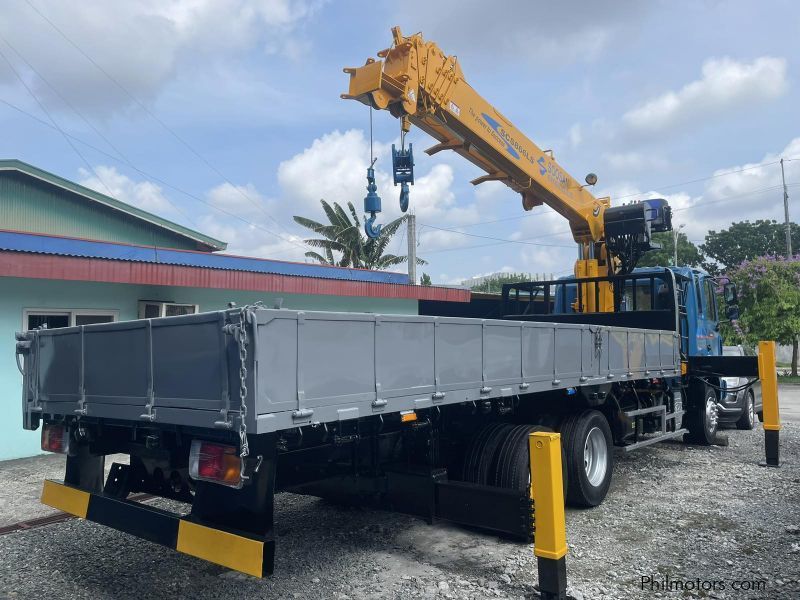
[501,269,678,319]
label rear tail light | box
[189,440,242,488]
[41,423,69,454]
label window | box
[695,276,704,314]
[703,280,717,320]
[138,301,199,319]
[620,284,654,312]
[23,309,118,331]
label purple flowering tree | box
[727,255,800,376]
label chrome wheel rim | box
[706,396,719,433]
[748,395,755,425]
[583,427,608,487]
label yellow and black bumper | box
[41,479,274,577]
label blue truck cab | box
[550,266,730,359]
[638,266,723,358]
[503,266,750,445]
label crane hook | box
[363,162,382,238]
[392,141,414,213]
[399,181,410,212]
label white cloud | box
[206,181,273,221]
[201,179,309,260]
[276,128,481,246]
[0,0,324,114]
[276,129,383,216]
[77,164,310,260]
[622,57,788,135]
[78,165,176,216]
[594,137,800,245]
[520,245,574,277]
[197,214,307,261]
[568,123,582,149]
[396,0,648,64]
[603,152,670,172]
[705,137,800,202]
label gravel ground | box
[1,389,798,600]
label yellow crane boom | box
[342,27,672,292]
[342,27,608,243]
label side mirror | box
[723,282,737,304]
[726,305,740,321]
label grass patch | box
[778,375,800,384]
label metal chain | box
[236,308,250,462]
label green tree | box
[727,255,800,375]
[701,220,799,273]
[470,273,539,294]
[637,231,704,268]
[420,272,432,286]
[294,200,425,269]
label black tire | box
[559,410,614,508]
[491,424,569,500]
[687,384,719,445]
[757,411,764,423]
[462,423,513,484]
[736,391,756,430]
[475,423,515,485]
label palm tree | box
[294,200,425,269]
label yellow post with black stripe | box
[529,432,568,600]
[757,340,781,467]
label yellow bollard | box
[757,341,781,467]
[530,431,568,600]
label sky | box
[0,0,798,285]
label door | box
[697,276,721,356]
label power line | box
[0,32,199,228]
[417,182,798,256]
[422,231,573,255]
[0,95,306,258]
[0,40,119,200]
[21,0,297,242]
[426,156,800,231]
[613,160,785,201]
[11,0,800,262]
[446,205,553,229]
[417,222,574,248]
[420,223,574,254]
[672,184,788,213]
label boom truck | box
[342,27,754,443]
[13,27,759,579]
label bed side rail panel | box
[254,310,681,433]
[21,311,239,429]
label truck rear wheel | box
[687,384,719,445]
[462,423,514,485]
[462,423,568,498]
[492,424,566,494]
[559,410,614,507]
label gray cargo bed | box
[22,308,680,434]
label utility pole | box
[673,224,684,267]
[407,213,417,285]
[781,158,792,258]
[673,229,678,267]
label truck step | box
[621,428,688,452]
